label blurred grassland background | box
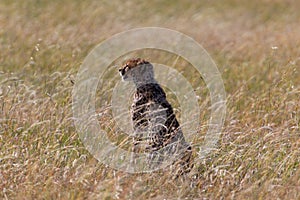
[0,0,299,199]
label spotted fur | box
[119,58,192,175]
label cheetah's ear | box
[135,58,142,65]
[137,59,149,65]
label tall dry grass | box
[0,0,299,199]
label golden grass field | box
[0,0,299,199]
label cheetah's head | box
[118,58,155,85]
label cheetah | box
[118,58,192,176]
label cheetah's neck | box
[133,75,157,88]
